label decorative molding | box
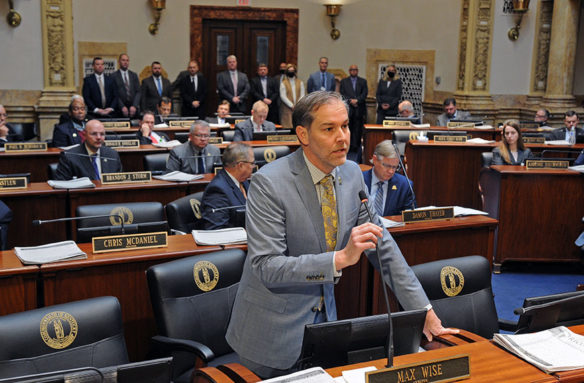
[471,0,493,92]
[457,0,470,91]
[41,0,74,90]
[530,0,553,95]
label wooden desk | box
[552,324,584,382]
[479,165,584,271]
[39,235,223,362]
[0,251,38,315]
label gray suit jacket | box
[233,118,276,141]
[111,69,141,111]
[217,70,250,113]
[437,110,471,126]
[166,141,221,174]
[307,71,335,93]
[226,149,429,369]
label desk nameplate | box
[383,120,411,127]
[101,171,152,184]
[169,120,196,127]
[267,135,298,143]
[525,160,569,170]
[102,121,131,129]
[104,139,140,148]
[523,136,545,144]
[447,122,475,129]
[0,177,27,190]
[366,355,470,383]
[434,136,467,143]
[403,207,454,223]
[208,137,224,144]
[5,142,48,152]
[92,231,168,254]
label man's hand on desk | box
[423,308,459,341]
[334,223,382,271]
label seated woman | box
[492,119,533,165]
[137,111,169,145]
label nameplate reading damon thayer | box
[92,232,168,254]
[366,355,470,383]
[5,142,48,152]
[101,171,152,184]
[104,139,140,148]
[383,120,411,127]
[525,160,570,170]
[434,135,467,143]
[102,121,131,129]
[0,177,27,190]
[402,207,454,223]
[267,135,298,143]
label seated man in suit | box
[534,108,552,129]
[205,100,231,125]
[154,97,175,124]
[397,100,422,125]
[200,142,253,229]
[0,200,12,250]
[166,121,221,174]
[55,119,122,180]
[233,101,275,141]
[82,57,117,118]
[52,95,87,147]
[137,111,169,145]
[363,140,415,216]
[437,97,471,126]
[550,110,584,144]
[0,104,24,147]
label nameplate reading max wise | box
[92,232,168,253]
[366,355,470,383]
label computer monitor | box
[252,130,292,141]
[514,291,584,334]
[77,221,169,243]
[427,131,468,140]
[298,308,427,370]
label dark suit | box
[233,119,276,141]
[0,200,12,250]
[363,169,415,216]
[437,111,472,126]
[200,169,248,230]
[491,147,533,165]
[140,75,172,113]
[205,117,228,124]
[217,70,250,114]
[340,76,368,152]
[550,127,584,143]
[0,123,24,147]
[375,78,402,123]
[55,144,122,180]
[111,69,141,114]
[307,71,335,93]
[250,76,280,123]
[180,73,207,119]
[166,141,221,174]
[574,150,584,166]
[82,74,118,115]
[52,121,84,147]
[136,130,170,145]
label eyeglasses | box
[239,160,255,165]
[379,163,400,171]
[193,134,210,139]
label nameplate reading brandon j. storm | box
[101,171,152,184]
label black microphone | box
[63,151,120,162]
[358,190,394,368]
[211,205,246,213]
[33,214,125,234]
[392,143,417,210]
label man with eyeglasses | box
[363,140,415,216]
[201,142,253,229]
[166,120,221,174]
[55,119,122,180]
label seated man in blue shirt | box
[363,139,415,216]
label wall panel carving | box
[532,0,553,93]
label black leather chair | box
[8,123,36,141]
[75,202,167,243]
[174,132,190,143]
[146,249,246,383]
[165,192,204,234]
[0,296,128,379]
[252,146,290,168]
[411,255,509,339]
[481,152,493,167]
[221,130,235,141]
[47,163,59,180]
[391,130,418,155]
[143,153,169,173]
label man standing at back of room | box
[111,53,140,119]
[339,64,368,157]
[217,55,250,114]
[307,57,335,93]
[250,63,279,124]
[82,57,118,118]
[180,60,207,120]
[141,61,172,114]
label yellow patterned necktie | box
[319,174,338,251]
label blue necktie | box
[156,77,162,96]
[321,72,326,89]
[374,181,384,216]
[91,154,100,180]
[197,152,205,174]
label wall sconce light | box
[6,0,22,27]
[324,4,342,40]
[148,0,166,35]
[508,0,530,41]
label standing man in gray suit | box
[307,57,336,93]
[166,121,221,174]
[226,91,456,378]
[111,54,141,119]
[217,55,250,114]
[233,101,276,141]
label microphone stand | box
[392,143,417,210]
[34,214,125,234]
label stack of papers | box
[192,227,247,245]
[48,177,95,189]
[467,138,495,144]
[209,123,231,128]
[545,140,572,146]
[14,241,87,265]
[154,123,169,128]
[568,165,584,173]
[153,140,182,148]
[493,326,584,373]
[153,171,203,182]
[262,367,334,383]
[379,216,405,228]
[411,123,431,129]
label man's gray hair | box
[223,142,252,167]
[399,100,414,113]
[292,91,348,130]
[190,120,210,134]
[227,55,237,62]
[373,140,398,159]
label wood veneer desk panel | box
[0,183,68,248]
[40,235,223,362]
[368,215,498,315]
[0,251,38,315]
[480,165,584,270]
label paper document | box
[153,171,203,182]
[545,140,572,146]
[58,144,80,150]
[48,177,95,189]
[474,124,494,130]
[192,227,247,245]
[154,123,169,128]
[261,367,334,383]
[568,165,584,174]
[153,140,182,148]
[14,240,87,265]
[466,138,495,144]
[493,326,584,373]
[342,366,377,383]
[209,123,231,128]
[411,123,430,129]
[379,216,405,228]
